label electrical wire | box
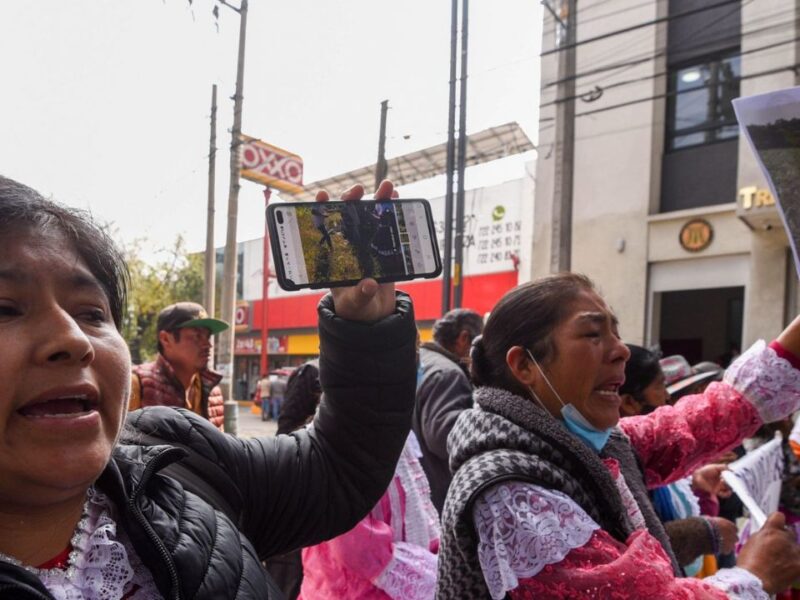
[540,34,800,108]
[541,0,741,56]
[538,62,799,122]
[541,0,788,89]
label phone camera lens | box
[276,210,284,224]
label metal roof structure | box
[289,121,534,201]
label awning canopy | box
[290,121,534,201]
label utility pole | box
[204,84,218,357]
[374,100,389,189]
[452,0,469,308]
[549,0,577,273]
[217,0,248,435]
[259,187,272,379]
[442,0,458,315]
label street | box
[234,402,278,438]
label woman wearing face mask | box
[436,273,800,600]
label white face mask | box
[524,348,612,453]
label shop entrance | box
[657,286,744,366]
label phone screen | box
[268,199,441,290]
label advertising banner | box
[240,135,304,195]
[734,87,800,278]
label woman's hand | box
[777,314,800,358]
[692,464,732,498]
[738,512,800,594]
[323,180,398,323]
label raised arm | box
[620,315,800,487]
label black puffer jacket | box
[0,293,417,600]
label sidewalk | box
[234,402,278,438]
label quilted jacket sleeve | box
[184,291,418,559]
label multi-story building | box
[533,0,799,363]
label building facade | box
[533,0,799,363]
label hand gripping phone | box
[267,199,442,290]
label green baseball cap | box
[157,302,229,335]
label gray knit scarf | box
[435,386,679,600]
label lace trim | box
[395,436,441,550]
[373,541,438,600]
[704,567,769,600]
[725,340,800,423]
[0,488,162,600]
[472,482,599,600]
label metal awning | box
[289,121,534,201]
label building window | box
[667,53,741,150]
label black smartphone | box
[267,199,442,290]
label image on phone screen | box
[269,200,441,290]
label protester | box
[277,360,320,435]
[270,372,288,422]
[257,371,272,422]
[620,344,737,575]
[413,308,484,513]
[129,301,228,429]
[661,354,722,402]
[436,273,800,599]
[0,176,417,599]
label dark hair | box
[433,308,484,350]
[0,175,129,329]
[619,344,662,400]
[157,329,182,355]
[470,273,596,393]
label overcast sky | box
[1,1,542,261]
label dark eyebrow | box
[0,268,104,296]
[576,311,619,328]
[0,268,26,283]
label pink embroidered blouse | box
[472,340,800,600]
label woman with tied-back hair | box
[0,175,417,600]
[435,273,800,600]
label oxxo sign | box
[235,302,249,332]
[240,135,304,195]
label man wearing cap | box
[413,308,484,514]
[129,302,229,430]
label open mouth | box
[18,395,98,418]
[594,383,621,397]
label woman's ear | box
[506,346,538,388]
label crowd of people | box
[1,174,800,600]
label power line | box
[540,34,800,108]
[539,62,799,122]
[542,1,789,89]
[541,0,741,56]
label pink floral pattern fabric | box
[619,381,762,489]
[724,340,800,423]
[508,528,732,600]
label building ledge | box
[647,203,737,223]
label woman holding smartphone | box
[0,177,416,600]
